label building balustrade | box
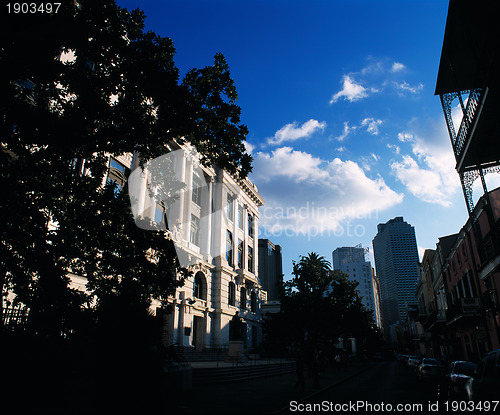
[446,297,480,324]
[453,88,484,158]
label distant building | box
[258,239,283,303]
[332,246,378,323]
[371,268,383,329]
[372,217,420,336]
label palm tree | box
[288,252,332,296]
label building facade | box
[372,217,420,336]
[92,143,266,351]
[432,0,500,360]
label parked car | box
[466,349,500,401]
[447,361,477,399]
[397,354,409,364]
[416,358,447,380]
[407,356,420,368]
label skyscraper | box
[332,246,377,321]
[372,217,419,331]
[258,239,283,302]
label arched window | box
[228,282,236,306]
[240,287,247,310]
[193,272,206,300]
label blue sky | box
[116,0,499,278]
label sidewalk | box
[173,361,374,414]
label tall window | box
[192,172,202,206]
[107,158,130,193]
[228,282,236,306]
[238,204,244,229]
[226,230,233,265]
[237,240,244,268]
[190,214,200,246]
[193,273,206,300]
[248,246,254,272]
[251,291,257,312]
[154,202,166,226]
[227,193,234,222]
[240,287,247,310]
[248,214,254,238]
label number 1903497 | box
[6,3,61,14]
[444,401,499,412]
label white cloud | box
[361,118,383,135]
[360,153,380,171]
[267,119,326,145]
[390,127,460,206]
[244,141,255,155]
[418,246,425,261]
[330,75,370,103]
[390,62,406,73]
[334,121,355,142]
[387,143,400,154]
[331,58,422,103]
[394,81,424,95]
[397,132,414,142]
[360,58,386,75]
[251,147,403,236]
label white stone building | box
[123,142,266,350]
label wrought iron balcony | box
[440,87,485,167]
[446,297,480,324]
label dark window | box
[240,287,246,310]
[250,291,257,312]
[248,246,254,272]
[226,230,233,266]
[228,282,236,306]
[248,214,254,238]
[237,240,244,268]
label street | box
[298,360,446,414]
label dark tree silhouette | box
[264,253,376,355]
[0,0,251,337]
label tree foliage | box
[0,0,252,339]
[264,253,376,353]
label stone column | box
[200,176,213,260]
[183,158,193,242]
[178,292,186,346]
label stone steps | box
[192,361,296,385]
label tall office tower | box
[372,217,419,332]
[258,239,283,302]
[332,246,377,320]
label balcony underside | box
[457,88,500,173]
[435,0,500,97]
